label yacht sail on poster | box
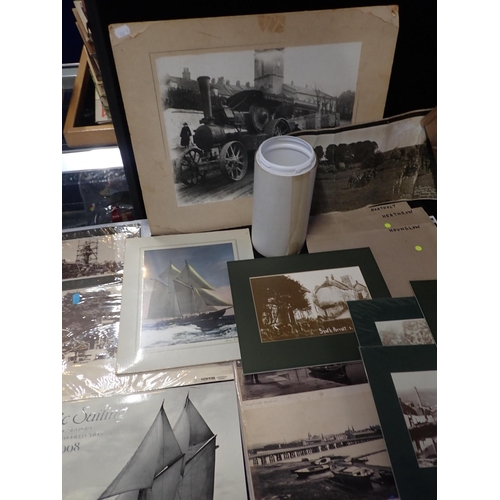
[62,381,248,500]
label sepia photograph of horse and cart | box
[155,44,436,213]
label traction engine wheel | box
[219,141,248,181]
[179,147,205,186]
[264,118,292,137]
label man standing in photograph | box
[180,122,192,148]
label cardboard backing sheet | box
[109,7,399,235]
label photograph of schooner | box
[116,229,254,373]
[146,260,233,328]
[140,242,237,347]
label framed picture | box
[116,229,254,374]
[234,361,398,500]
[63,48,117,148]
[360,345,437,500]
[348,296,436,347]
[107,7,399,234]
[410,279,437,340]
[227,247,390,374]
[62,381,248,500]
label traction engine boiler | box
[177,75,292,186]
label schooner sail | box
[147,261,232,324]
[98,395,217,500]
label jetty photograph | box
[240,381,398,500]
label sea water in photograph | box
[139,243,237,349]
[240,380,399,500]
[391,370,437,468]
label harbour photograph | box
[239,380,398,499]
[391,370,437,468]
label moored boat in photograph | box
[329,464,374,489]
[292,464,330,478]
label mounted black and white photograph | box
[249,266,371,342]
[299,111,438,215]
[236,360,368,401]
[374,318,435,346]
[154,43,361,207]
[62,234,129,281]
[140,242,236,349]
[109,8,399,234]
[62,284,121,368]
[239,380,398,500]
[391,370,437,468]
[116,229,254,374]
[62,381,248,500]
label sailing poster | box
[117,229,254,374]
[62,382,248,500]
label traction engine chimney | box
[197,76,214,123]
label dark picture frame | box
[227,247,390,374]
[410,279,437,341]
[348,296,436,346]
[359,344,437,500]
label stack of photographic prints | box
[62,222,237,402]
[306,201,437,298]
[227,247,391,375]
[62,221,143,289]
[62,222,142,400]
[62,381,249,499]
[234,360,399,500]
[116,229,255,374]
[348,296,437,500]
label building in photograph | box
[163,48,341,128]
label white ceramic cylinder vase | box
[251,136,317,257]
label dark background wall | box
[62,0,83,64]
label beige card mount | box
[109,7,399,235]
